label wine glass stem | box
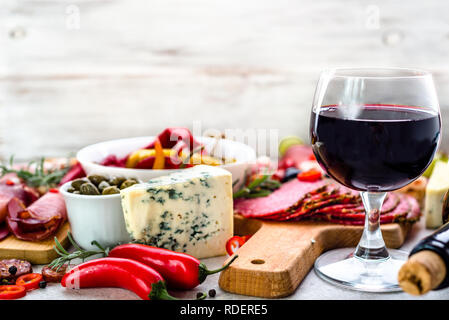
[354,191,390,260]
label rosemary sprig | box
[233,173,281,199]
[0,156,70,188]
[48,232,108,271]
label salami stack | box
[234,178,420,225]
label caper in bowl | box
[67,175,138,196]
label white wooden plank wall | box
[1,0,449,160]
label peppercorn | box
[8,265,17,275]
[208,289,216,297]
[196,292,203,299]
[39,281,47,289]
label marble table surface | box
[22,218,449,300]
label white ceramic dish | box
[60,180,132,250]
[77,136,256,188]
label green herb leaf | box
[0,156,70,188]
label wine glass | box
[310,67,441,292]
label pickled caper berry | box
[71,179,85,190]
[87,175,107,186]
[102,186,120,195]
[98,180,111,191]
[120,179,138,190]
[79,182,100,195]
[109,177,126,186]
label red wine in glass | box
[311,105,441,192]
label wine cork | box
[398,250,446,295]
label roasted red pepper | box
[108,244,238,290]
[100,155,127,168]
[134,156,155,169]
[143,127,202,152]
[60,257,177,300]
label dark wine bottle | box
[398,221,449,295]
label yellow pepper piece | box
[189,153,222,166]
[126,148,181,168]
[126,149,155,168]
[153,139,165,169]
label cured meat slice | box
[41,265,67,283]
[405,195,421,222]
[380,193,400,214]
[0,222,9,240]
[6,192,67,241]
[234,179,328,218]
[233,173,420,226]
[315,203,363,214]
[0,173,39,223]
[281,194,360,221]
[315,193,416,225]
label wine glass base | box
[314,247,409,292]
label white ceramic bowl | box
[60,181,132,250]
[76,136,256,188]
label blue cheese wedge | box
[120,165,233,258]
[424,161,449,228]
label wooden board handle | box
[398,250,446,295]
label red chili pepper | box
[297,168,322,182]
[225,236,246,256]
[5,179,15,186]
[48,188,59,193]
[61,257,177,300]
[108,244,238,290]
[16,273,43,291]
[0,285,26,300]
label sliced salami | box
[279,194,359,221]
[234,179,328,218]
[314,193,415,225]
[42,265,67,283]
[380,193,400,214]
[233,173,421,226]
[405,195,421,222]
[0,259,32,281]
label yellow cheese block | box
[425,161,449,228]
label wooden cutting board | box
[0,222,70,265]
[218,215,411,298]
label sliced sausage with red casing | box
[0,259,32,281]
[41,265,67,283]
[234,179,329,218]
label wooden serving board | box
[218,215,411,298]
[0,222,71,265]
